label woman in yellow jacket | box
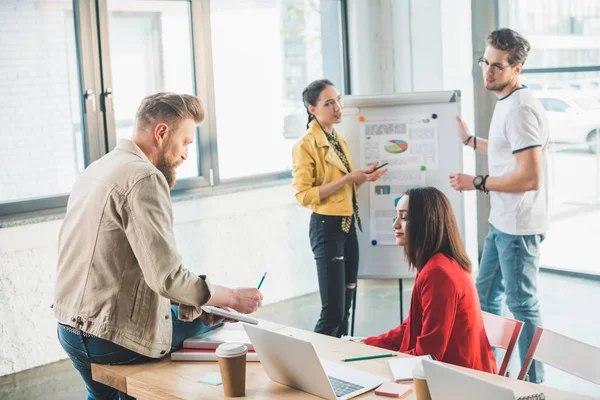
[292,79,386,337]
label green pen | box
[341,353,397,362]
[257,272,267,290]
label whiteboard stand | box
[350,278,404,336]
[339,90,464,338]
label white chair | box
[481,311,523,377]
[518,327,600,384]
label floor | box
[1,271,599,399]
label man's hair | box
[135,92,204,132]
[403,186,471,273]
[486,28,531,66]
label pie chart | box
[384,140,408,154]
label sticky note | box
[375,382,411,397]
[198,372,222,386]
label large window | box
[0,1,85,203]
[499,0,600,68]
[498,0,600,277]
[0,0,345,218]
[210,0,343,179]
[107,0,199,179]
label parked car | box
[522,78,573,92]
[565,78,600,94]
[536,91,600,153]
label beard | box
[485,79,510,92]
[156,153,178,188]
[485,72,517,93]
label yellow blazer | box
[292,119,356,216]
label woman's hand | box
[346,163,387,185]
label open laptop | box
[422,360,545,400]
[243,324,388,400]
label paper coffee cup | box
[412,361,432,400]
[216,342,247,397]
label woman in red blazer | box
[363,187,497,374]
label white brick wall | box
[0,184,318,377]
[0,1,81,202]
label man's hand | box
[231,288,263,314]
[456,116,471,144]
[449,173,475,191]
[346,163,387,185]
[199,310,227,326]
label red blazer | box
[363,253,497,374]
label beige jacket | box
[54,139,212,358]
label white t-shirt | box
[487,86,549,235]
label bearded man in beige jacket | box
[54,92,263,400]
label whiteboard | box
[337,91,464,279]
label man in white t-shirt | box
[449,28,549,383]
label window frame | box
[0,0,350,221]
[495,0,600,82]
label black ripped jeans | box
[309,212,359,338]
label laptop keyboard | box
[328,376,364,398]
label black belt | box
[58,322,97,338]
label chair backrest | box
[518,327,600,384]
[481,312,523,377]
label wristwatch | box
[473,175,489,193]
[473,175,485,191]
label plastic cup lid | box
[216,342,247,358]
[412,360,426,380]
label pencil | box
[341,353,397,362]
[257,272,267,290]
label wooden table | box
[92,322,594,400]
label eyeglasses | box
[478,57,512,73]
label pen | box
[367,162,389,173]
[257,272,267,290]
[341,353,396,362]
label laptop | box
[422,360,545,400]
[243,324,388,400]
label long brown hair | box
[403,186,471,273]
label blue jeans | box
[57,305,218,400]
[476,224,545,383]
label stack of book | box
[171,324,260,362]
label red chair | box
[481,311,523,377]
[518,327,600,383]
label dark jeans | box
[57,304,218,400]
[310,212,359,338]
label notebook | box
[183,324,254,351]
[388,355,434,382]
[200,306,259,325]
[171,348,260,362]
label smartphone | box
[369,162,389,173]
